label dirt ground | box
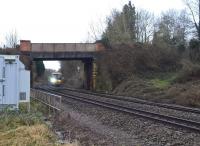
[53,111,117,146]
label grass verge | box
[149,72,177,89]
[0,100,78,146]
[150,79,171,89]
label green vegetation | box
[0,101,78,146]
[35,61,45,77]
[151,79,171,89]
[30,99,49,115]
[148,72,177,89]
[0,111,56,146]
[95,1,200,108]
[0,112,42,133]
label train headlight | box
[50,77,56,83]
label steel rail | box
[40,87,200,133]
[58,87,200,115]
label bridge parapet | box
[20,40,105,53]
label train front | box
[49,72,64,86]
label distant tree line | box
[92,0,200,90]
[95,0,200,62]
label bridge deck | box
[31,43,96,52]
[20,40,101,53]
[29,51,96,60]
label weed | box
[0,100,79,146]
[149,72,177,89]
[151,79,171,89]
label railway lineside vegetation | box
[0,101,78,146]
[94,0,200,107]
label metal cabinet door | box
[0,57,5,104]
[4,62,18,105]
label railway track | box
[56,86,200,115]
[38,86,200,133]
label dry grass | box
[166,82,200,107]
[175,60,200,83]
[0,107,79,146]
[0,124,79,146]
[0,124,54,146]
[114,74,200,107]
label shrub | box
[189,39,200,62]
[175,60,200,83]
[98,43,180,88]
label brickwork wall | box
[20,40,31,52]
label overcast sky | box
[0,0,185,43]
[0,0,185,70]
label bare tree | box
[153,9,191,49]
[163,9,190,41]
[184,0,200,40]
[86,18,105,43]
[136,9,155,43]
[5,30,19,48]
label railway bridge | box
[19,40,106,90]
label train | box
[49,72,64,86]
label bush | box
[0,112,42,132]
[98,43,180,88]
[189,39,200,62]
[175,60,200,83]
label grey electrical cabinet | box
[19,61,30,103]
[0,55,30,110]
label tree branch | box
[186,1,199,31]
